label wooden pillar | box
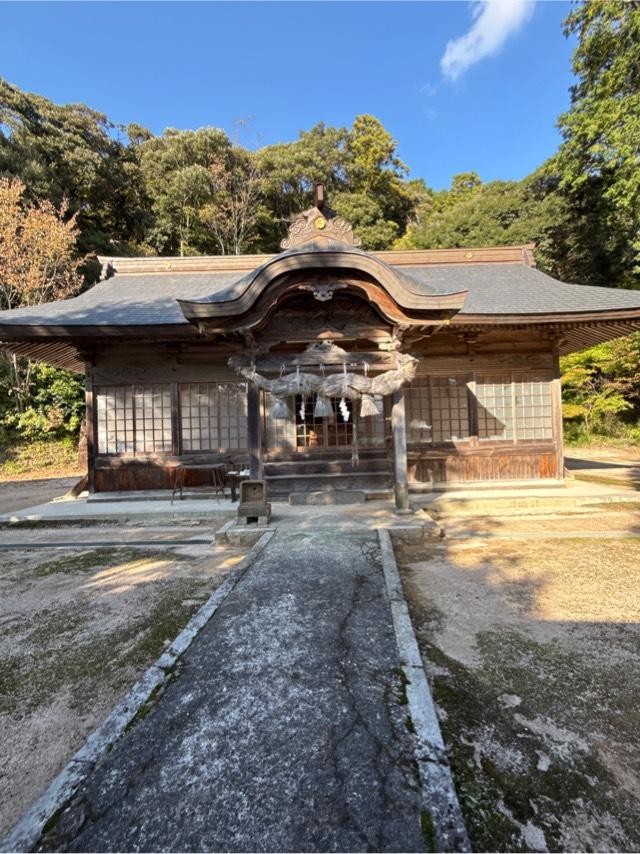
[85,368,96,494]
[391,386,411,513]
[170,382,181,457]
[247,381,263,479]
[551,353,565,480]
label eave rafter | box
[451,311,640,355]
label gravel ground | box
[397,524,640,853]
[0,527,244,838]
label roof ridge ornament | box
[280,183,362,250]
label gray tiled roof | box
[402,264,640,314]
[0,262,639,328]
[0,273,240,326]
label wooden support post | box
[85,368,96,494]
[170,382,181,457]
[551,353,565,480]
[247,381,263,480]
[391,386,411,514]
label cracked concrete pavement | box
[37,530,427,853]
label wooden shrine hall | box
[1,187,640,510]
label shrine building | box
[1,190,640,511]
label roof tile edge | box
[98,245,535,275]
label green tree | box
[2,363,85,440]
[343,115,414,249]
[257,122,350,249]
[345,114,408,194]
[0,79,149,256]
[397,175,566,271]
[561,342,635,437]
[551,1,640,290]
[449,171,483,200]
[139,128,233,256]
[332,191,401,250]
[258,116,416,251]
[201,147,264,255]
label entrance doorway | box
[264,392,386,455]
[294,395,353,449]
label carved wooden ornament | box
[281,206,362,249]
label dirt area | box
[0,525,244,838]
[397,517,640,852]
[443,508,640,537]
[0,476,81,515]
[565,447,639,465]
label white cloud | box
[420,81,438,98]
[441,0,536,81]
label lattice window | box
[406,376,470,443]
[134,385,172,453]
[513,374,553,440]
[179,383,247,452]
[475,376,514,441]
[475,373,553,442]
[95,385,171,454]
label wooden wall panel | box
[94,452,249,493]
[92,362,239,385]
[409,447,558,484]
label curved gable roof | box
[177,239,468,322]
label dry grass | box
[0,439,82,481]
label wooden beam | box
[247,382,263,479]
[391,386,411,513]
[229,351,398,372]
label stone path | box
[39,530,426,853]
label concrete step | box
[265,458,391,476]
[289,490,368,506]
[419,490,640,517]
[266,470,392,496]
[265,448,389,463]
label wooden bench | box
[169,462,229,504]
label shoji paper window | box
[476,373,553,442]
[96,385,172,454]
[179,382,248,452]
[475,376,515,441]
[406,376,470,443]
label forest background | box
[0,0,638,475]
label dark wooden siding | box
[408,445,558,485]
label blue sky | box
[1,1,575,190]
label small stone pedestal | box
[237,480,271,526]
